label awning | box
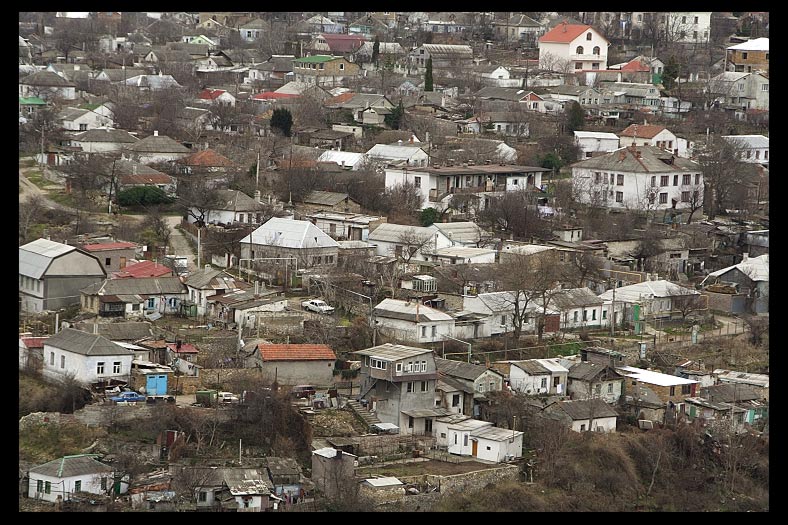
[400,407,454,418]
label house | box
[28,454,121,503]
[725,37,769,75]
[690,383,768,427]
[57,107,112,131]
[188,190,271,227]
[539,84,603,106]
[366,143,429,168]
[552,287,607,330]
[292,55,360,88]
[19,70,77,100]
[385,163,549,213]
[296,128,356,149]
[566,362,625,403]
[700,253,767,314]
[494,13,544,46]
[599,279,702,324]
[721,135,769,166]
[463,291,540,337]
[123,74,182,90]
[543,398,618,432]
[538,22,609,71]
[316,150,367,170]
[505,358,569,396]
[472,65,521,88]
[713,369,769,401]
[434,357,504,417]
[311,448,356,500]
[706,71,769,111]
[408,44,473,73]
[432,222,487,247]
[19,238,106,313]
[245,55,295,86]
[307,33,367,58]
[298,190,361,215]
[94,68,147,82]
[42,328,136,385]
[264,457,303,502]
[69,128,139,154]
[113,161,177,196]
[183,267,241,316]
[617,365,699,420]
[373,298,455,344]
[72,321,154,344]
[352,343,446,434]
[303,14,344,34]
[176,106,214,134]
[367,223,450,262]
[433,246,497,265]
[434,414,523,461]
[197,88,236,107]
[80,241,138,273]
[80,277,188,319]
[239,217,340,271]
[573,131,620,159]
[304,211,386,241]
[169,465,274,511]
[122,131,191,164]
[242,343,336,387]
[19,333,47,371]
[570,145,703,212]
[19,96,47,118]
[617,124,679,154]
[483,112,529,138]
[238,18,269,42]
[355,41,405,63]
[176,148,236,180]
[599,81,661,110]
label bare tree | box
[395,227,435,265]
[695,137,747,219]
[177,178,222,226]
[672,294,705,320]
[19,195,46,244]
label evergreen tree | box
[384,100,405,129]
[662,55,679,90]
[270,107,293,137]
[372,36,380,65]
[424,57,434,92]
[565,101,585,133]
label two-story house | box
[80,241,138,273]
[42,328,136,386]
[721,135,769,166]
[566,362,626,404]
[499,358,570,396]
[707,71,769,111]
[725,37,768,75]
[434,357,504,417]
[372,298,455,344]
[538,22,609,71]
[408,44,473,74]
[353,343,444,435]
[494,13,545,46]
[183,267,241,316]
[292,55,360,88]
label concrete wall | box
[259,360,335,388]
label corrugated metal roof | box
[472,426,523,440]
[366,143,427,161]
[552,398,618,420]
[617,366,698,387]
[240,218,339,249]
[45,328,135,357]
[721,134,769,150]
[705,253,768,282]
[19,238,76,279]
[29,455,112,478]
[598,280,699,302]
[373,298,453,322]
[367,223,434,243]
[82,277,187,296]
[352,343,432,360]
[432,222,483,243]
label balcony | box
[569,54,604,62]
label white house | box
[574,131,620,159]
[551,287,607,330]
[317,150,367,170]
[197,88,236,107]
[184,267,241,316]
[58,107,113,131]
[366,143,429,168]
[507,358,569,396]
[28,455,123,503]
[538,22,609,71]
[239,217,340,270]
[617,123,679,154]
[187,190,271,227]
[367,223,452,262]
[570,145,703,211]
[434,414,523,461]
[598,279,702,322]
[433,246,497,265]
[303,211,385,241]
[463,291,544,337]
[544,398,618,432]
[665,12,712,44]
[721,135,769,166]
[41,328,136,386]
[707,71,769,111]
[566,362,625,404]
[69,128,139,154]
[474,65,522,88]
[122,131,191,164]
[19,70,77,101]
[373,298,455,344]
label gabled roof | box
[20,70,76,87]
[598,280,699,302]
[198,88,228,100]
[96,68,147,82]
[570,145,700,173]
[29,455,113,478]
[318,33,367,54]
[431,222,483,243]
[539,23,604,44]
[435,356,500,381]
[125,134,190,153]
[81,241,137,252]
[19,238,78,279]
[73,321,153,341]
[294,54,339,64]
[419,44,473,59]
[45,328,135,357]
[352,343,433,360]
[367,223,435,243]
[619,124,668,139]
[240,217,339,249]
[705,254,768,283]
[727,37,768,51]
[568,362,624,381]
[57,107,90,122]
[549,287,604,309]
[184,267,237,290]
[373,298,454,322]
[550,398,618,420]
[256,344,336,361]
[474,86,533,101]
[179,148,235,167]
[81,277,187,296]
[721,134,769,149]
[302,190,354,206]
[124,74,182,89]
[119,172,174,186]
[366,143,427,161]
[71,129,139,143]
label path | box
[165,215,197,273]
[18,163,73,212]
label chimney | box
[176,339,182,349]
[619,150,626,161]
[205,264,210,271]
[742,253,749,262]
[335,449,343,460]
[254,190,261,203]
[132,164,137,174]
[635,150,641,159]
[153,130,159,137]
[74,64,80,71]
[562,21,568,32]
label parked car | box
[301,299,335,314]
[290,385,316,398]
[110,391,146,404]
[218,391,240,404]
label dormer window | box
[586,32,592,40]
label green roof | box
[294,55,337,63]
[19,96,46,105]
[79,103,101,110]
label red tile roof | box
[166,342,199,354]
[621,59,650,72]
[252,91,298,100]
[21,337,48,348]
[619,124,667,138]
[324,92,355,106]
[257,344,336,361]
[198,88,227,100]
[82,241,138,251]
[178,148,235,167]
[113,260,173,279]
[321,33,367,54]
[539,23,597,43]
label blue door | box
[146,374,168,395]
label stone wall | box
[426,464,520,495]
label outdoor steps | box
[345,398,382,428]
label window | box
[431,326,436,337]
[681,384,691,395]
[755,151,760,160]
[594,172,601,184]
[592,63,599,70]
[741,52,748,60]
[421,360,427,372]
[408,416,414,428]
[593,46,600,55]
[452,394,460,407]
[609,173,614,184]
[673,175,679,186]
[595,384,602,395]
[414,176,421,188]
[694,16,698,24]
[113,362,121,374]
[101,477,107,491]
[198,491,207,502]
[669,386,676,396]
[464,434,469,446]
[682,174,691,185]
[339,63,344,71]
[396,363,402,372]
[407,382,414,393]
[575,62,583,70]
[97,362,105,375]
[765,151,769,160]
[573,311,578,322]
[651,176,656,187]
[37,480,43,493]
[454,433,458,444]
[512,179,518,185]
[615,191,623,203]
[582,310,587,321]
[580,424,586,431]
[695,174,701,185]
[616,174,624,186]
[50,352,54,366]
[421,381,428,392]
[74,480,81,492]
[608,382,614,393]
[681,191,690,202]
[576,46,584,55]
[592,310,596,321]
[60,355,65,369]
[761,84,769,92]
[586,32,592,40]
[421,326,426,338]
[147,298,155,309]
[659,193,668,204]
[501,315,507,326]
[319,63,324,70]
[660,175,668,186]
[602,310,607,320]
[681,16,686,23]
[541,377,547,389]
[105,257,111,266]
[45,481,51,494]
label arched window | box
[593,46,600,55]
[586,32,592,40]
[576,46,584,55]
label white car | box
[301,299,335,314]
[218,391,240,404]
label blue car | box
[110,391,147,403]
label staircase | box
[345,398,382,429]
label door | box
[119,256,127,269]
[146,374,158,395]
[471,439,478,456]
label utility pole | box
[107,159,117,215]
[610,278,616,337]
